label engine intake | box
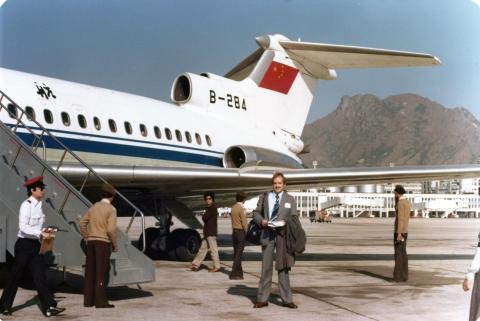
[223,146,303,169]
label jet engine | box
[223,145,303,169]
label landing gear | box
[139,227,201,261]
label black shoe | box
[45,306,66,317]
[1,307,13,315]
[84,304,94,307]
[96,304,115,308]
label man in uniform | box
[0,176,65,317]
[253,172,298,309]
[229,191,248,280]
[393,185,411,282]
[80,183,118,308]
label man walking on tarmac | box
[0,176,66,317]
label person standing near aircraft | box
[253,172,298,309]
[393,185,411,282]
[229,191,248,280]
[0,176,65,317]
[80,184,118,308]
[463,232,480,321]
[190,192,221,272]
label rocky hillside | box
[300,94,480,168]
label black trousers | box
[0,238,56,311]
[393,233,408,281]
[230,229,246,278]
[84,240,112,307]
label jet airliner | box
[2,34,479,260]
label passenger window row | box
[3,104,213,146]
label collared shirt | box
[268,191,284,219]
[466,247,480,281]
[231,202,247,230]
[17,196,44,239]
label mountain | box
[300,94,480,168]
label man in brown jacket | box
[80,184,118,308]
[393,185,411,282]
[189,192,220,272]
[229,191,248,280]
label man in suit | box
[252,172,298,309]
[393,185,411,282]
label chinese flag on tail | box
[259,61,299,94]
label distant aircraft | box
[2,34,479,260]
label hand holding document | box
[268,220,285,228]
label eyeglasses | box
[205,197,213,200]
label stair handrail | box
[0,90,146,252]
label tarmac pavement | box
[0,217,479,321]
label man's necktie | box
[270,193,280,221]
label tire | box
[138,227,161,259]
[174,229,201,262]
[166,229,185,260]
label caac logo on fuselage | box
[35,82,56,100]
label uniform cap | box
[23,176,44,187]
[101,183,116,196]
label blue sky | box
[1,0,479,123]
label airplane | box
[2,34,480,260]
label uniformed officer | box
[0,176,65,317]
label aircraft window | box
[44,109,53,124]
[165,128,172,140]
[175,129,182,142]
[185,131,192,143]
[78,114,87,128]
[124,122,132,135]
[206,135,212,146]
[25,106,35,121]
[140,124,147,137]
[61,112,71,126]
[7,104,17,119]
[154,126,161,139]
[93,117,101,130]
[109,119,117,133]
[195,133,202,145]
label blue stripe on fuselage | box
[14,131,223,167]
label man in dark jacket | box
[189,192,220,272]
[252,172,299,309]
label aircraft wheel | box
[166,229,185,260]
[174,229,201,262]
[138,227,161,259]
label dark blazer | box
[202,205,218,237]
[253,191,298,270]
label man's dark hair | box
[272,172,286,184]
[394,185,406,195]
[102,192,115,199]
[236,191,247,202]
[26,182,45,196]
[204,191,215,201]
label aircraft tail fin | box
[225,34,440,137]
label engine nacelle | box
[223,146,303,169]
[171,72,248,110]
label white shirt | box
[466,247,480,281]
[17,196,45,240]
[268,191,284,219]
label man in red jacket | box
[189,192,221,272]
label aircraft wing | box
[58,163,480,205]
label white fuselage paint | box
[0,68,301,168]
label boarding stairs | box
[0,90,154,286]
